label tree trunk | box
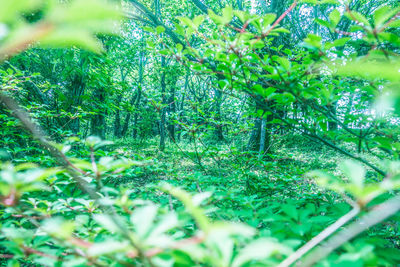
[258,117,267,159]
[247,101,271,153]
[114,94,122,137]
[68,54,88,135]
[328,103,338,131]
[120,92,136,137]
[214,88,224,141]
[167,84,176,141]
[90,87,106,139]
[176,70,189,141]
[132,89,142,139]
[132,35,146,139]
[159,55,167,151]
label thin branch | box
[278,206,360,267]
[0,91,154,267]
[302,194,400,267]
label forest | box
[0,0,400,266]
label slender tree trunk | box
[91,87,106,139]
[247,100,271,153]
[328,103,338,131]
[132,35,146,139]
[159,55,167,151]
[176,70,189,141]
[167,84,176,141]
[114,95,122,137]
[132,89,142,138]
[120,92,137,137]
[68,54,88,135]
[258,117,267,159]
[214,88,224,141]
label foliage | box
[0,0,400,266]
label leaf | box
[232,239,291,267]
[315,18,331,28]
[130,204,158,238]
[332,59,400,82]
[149,212,178,238]
[0,0,41,23]
[221,6,234,24]
[93,214,122,233]
[42,218,75,239]
[262,13,277,29]
[282,204,298,221]
[307,170,344,193]
[388,19,400,28]
[332,37,350,47]
[340,160,365,188]
[156,26,165,35]
[373,6,399,28]
[299,0,318,4]
[88,240,130,256]
[193,15,205,28]
[304,33,322,48]
[39,29,102,52]
[161,183,210,232]
[345,11,370,27]
[319,0,340,4]
[329,9,341,27]
[143,26,155,33]
[208,10,224,25]
[192,191,212,206]
[49,0,122,28]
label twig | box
[0,91,155,267]
[301,194,400,266]
[277,206,360,267]
[259,1,298,39]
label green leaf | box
[388,19,400,28]
[208,10,224,25]
[193,15,205,28]
[340,160,365,188]
[232,239,291,267]
[332,37,350,47]
[329,9,341,27]
[93,214,122,233]
[42,218,75,239]
[319,0,340,4]
[304,33,322,48]
[162,183,211,232]
[299,0,318,4]
[315,18,331,28]
[130,204,158,238]
[88,240,130,256]
[221,6,234,24]
[49,0,122,28]
[38,28,103,53]
[373,6,399,28]
[332,59,400,82]
[282,204,298,221]
[0,0,41,23]
[262,13,277,29]
[346,11,370,27]
[156,26,165,35]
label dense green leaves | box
[1,0,400,266]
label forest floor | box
[108,136,344,227]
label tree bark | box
[258,117,267,159]
[159,55,166,151]
[214,88,224,141]
[167,83,176,141]
[247,101,271,153]
[90,87,106,139]
[114,94,122,137]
